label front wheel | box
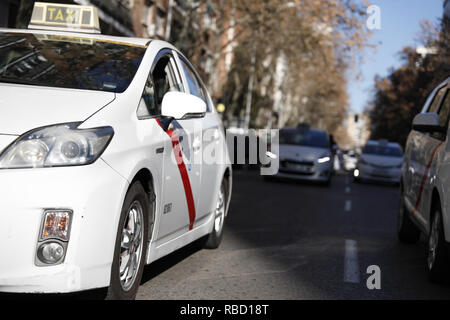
[203,178,228,249]
[106,181,150,300]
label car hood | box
[0,84,115,135]
[361,154,403,167]
[279,144,330,162]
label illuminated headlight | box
[354,169,360,177]
[0,123,114,169]
[317,156,331,164]
[40,210,72,241]
[265,151,278,159]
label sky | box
[348,0,445,114]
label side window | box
[427,86,446,113]
[137,53,183,118]
[152,55,183,112]
[431,89,450,140]
[438,90,450,127]
[137,76,157,118]
[179,58,206,102]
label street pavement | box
[136,169,450,300]
[3,169,450,300]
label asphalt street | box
[136,169,450,300]
[3,169,450,300]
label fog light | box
[38,242,65,264]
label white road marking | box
[345,186,351,194]
[344,239,360,283]
[345,200,352,212]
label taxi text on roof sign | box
[28,2,101,34]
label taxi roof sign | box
[28,2,101,34]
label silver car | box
[354,140,403,184]
[272,127,333,185]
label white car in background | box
[398,77,450,283]
[353,140,403,184]
[0,3,231,299]
[271,127,333,185]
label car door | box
[421,88,450,225]
[138,49,202,244]
[409,85,447,224]
[175,53,222,224]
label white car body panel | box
[0,30,232,293]
[0,84,115,135]
[402,78,450,241]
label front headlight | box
[0,123,114,169]
[317,156,331,164]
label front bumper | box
[0,159,128,293]
[356,164,401,183]
[274,161,332,182]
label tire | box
[397,190,420,244]
[427,205,450,283]
[106,181,150,300]
[203,178,228,249]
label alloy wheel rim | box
[428,213,440,270]
[214,186,225,234]
[119,200,144,291]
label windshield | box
[279,129,329,148]
[0,32,146,93]
[362,145,403,157]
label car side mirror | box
[161,91,207,121]
[412,112,446,133]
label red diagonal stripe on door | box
[156,119,196,230]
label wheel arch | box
[130,168,156,238]
[429,187,448,241]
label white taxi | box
[0,3,232,299]
[398,77,450,283]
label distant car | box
[270,127,333,184]
[398,77,450,283]
[343,149,358,171]
[353,140,403,184]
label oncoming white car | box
[0,4,231,299]
[398,77,450,283]
[354,140,403,184]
